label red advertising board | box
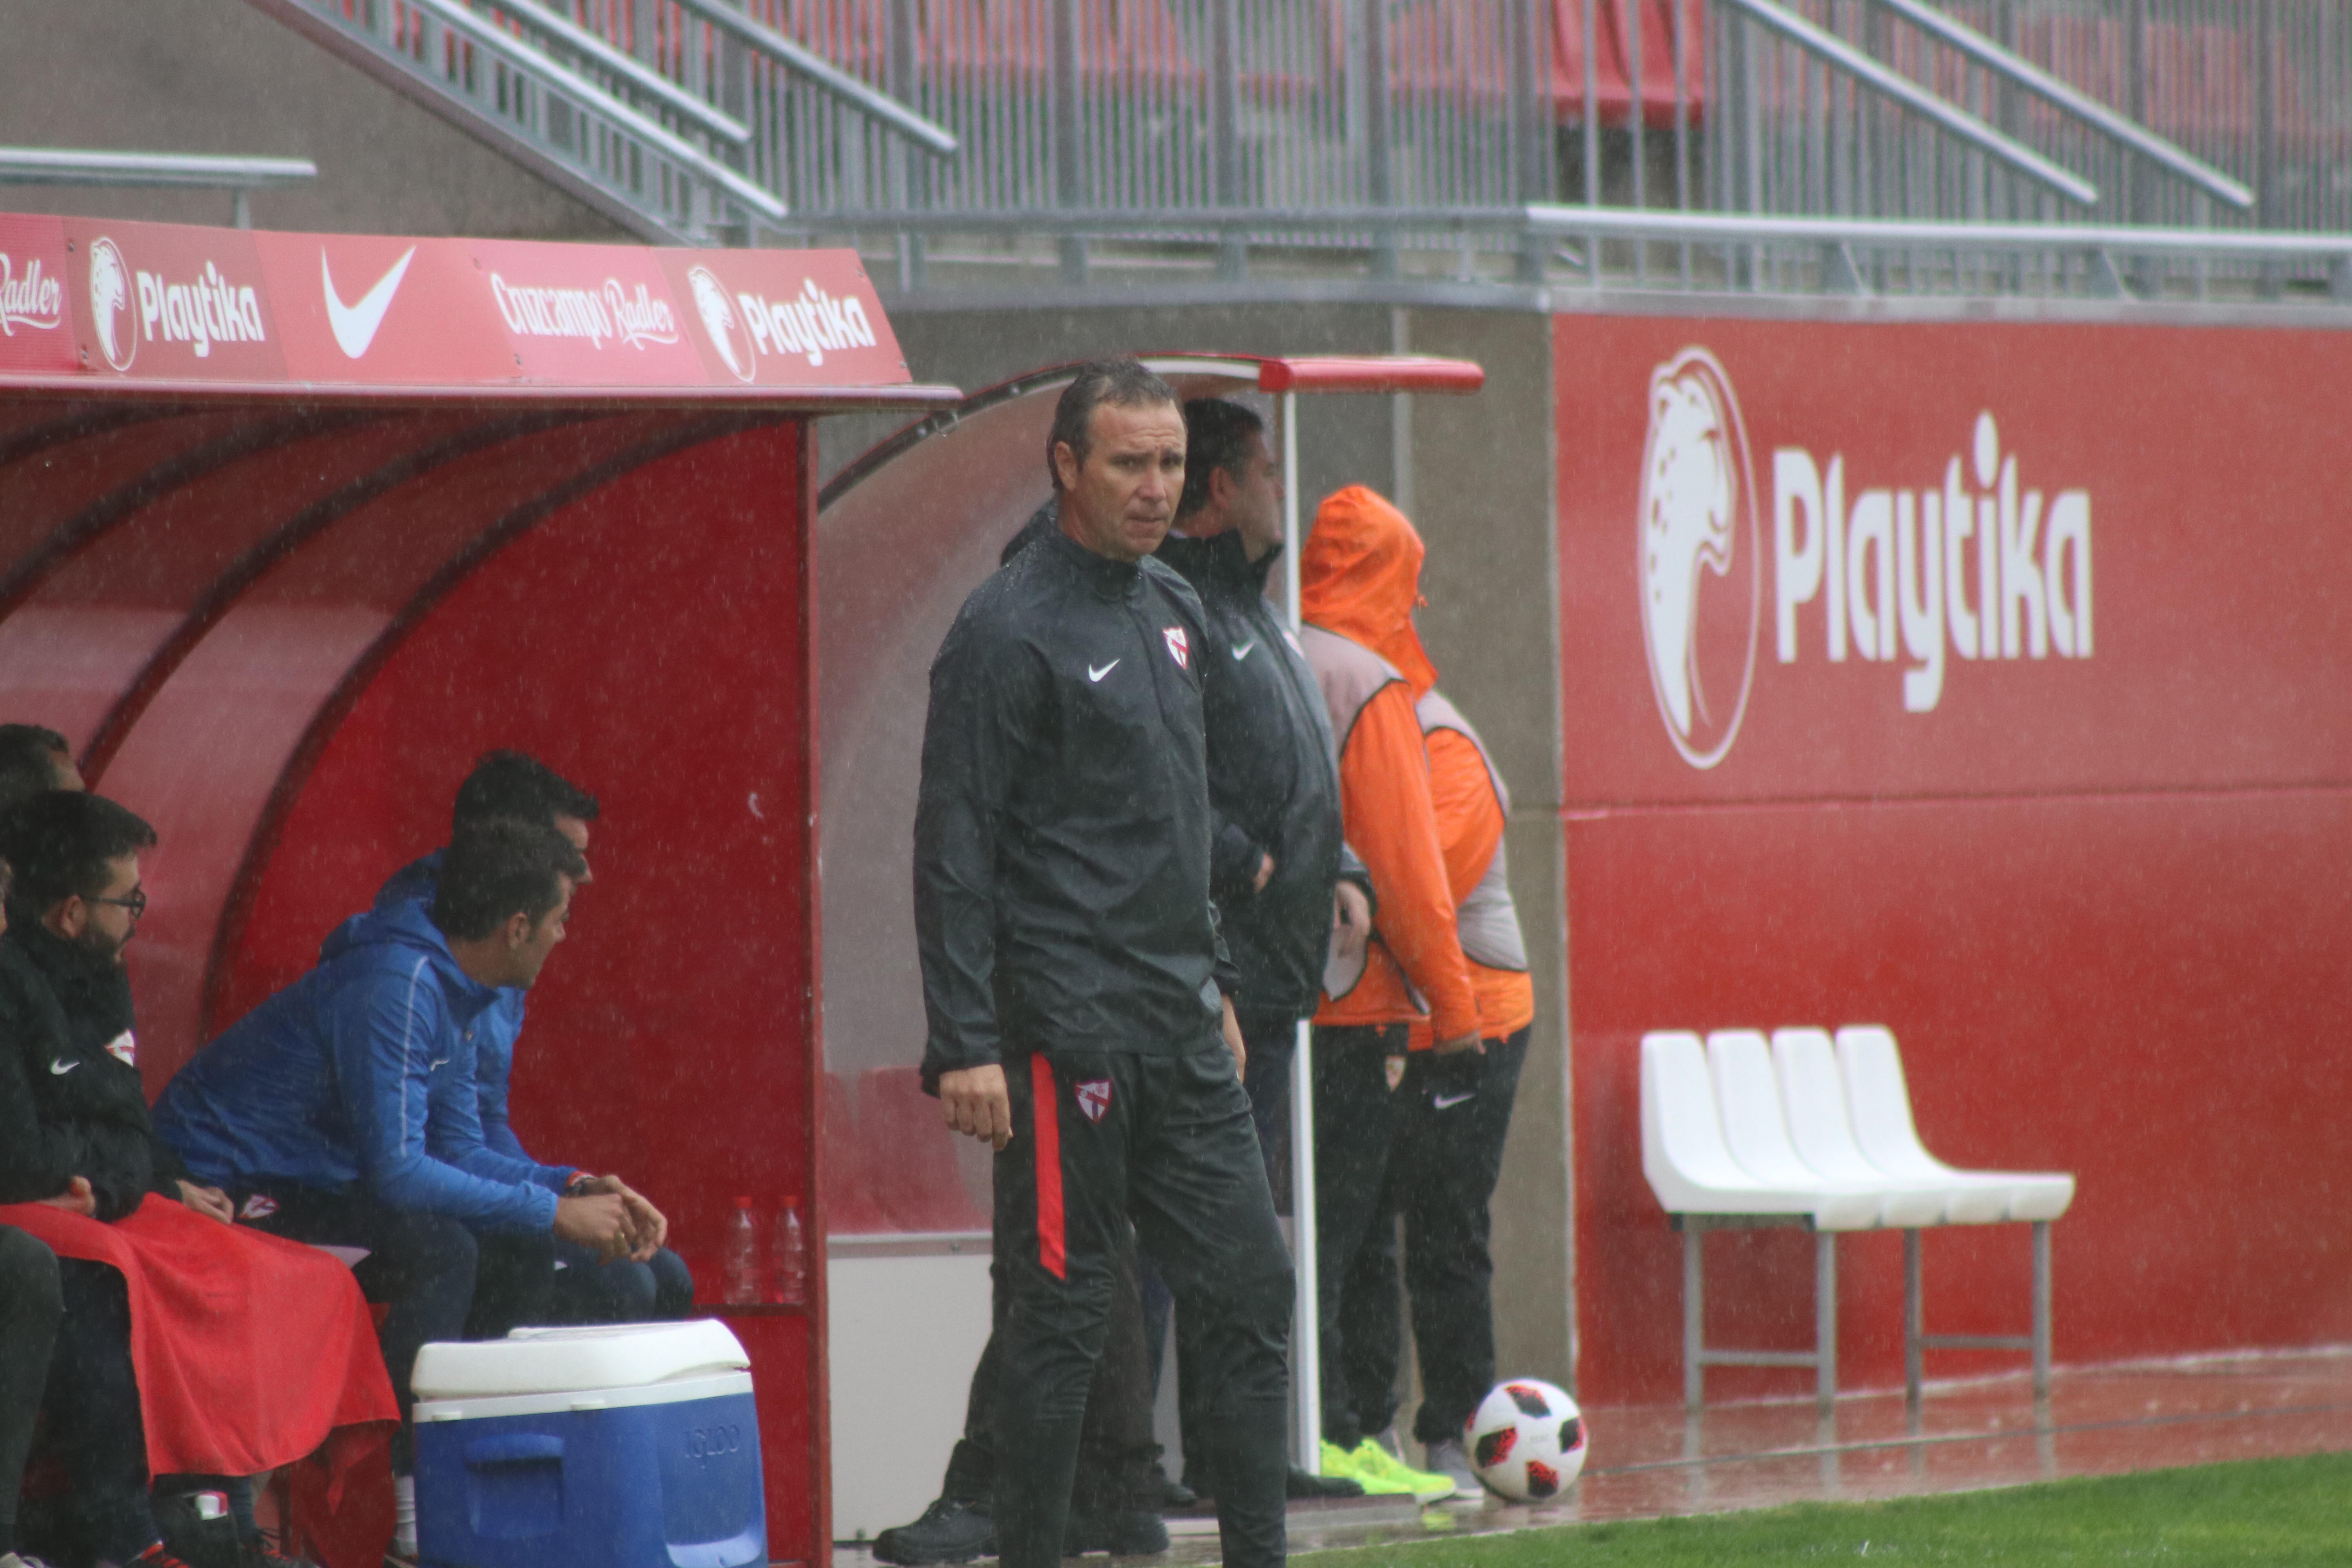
[1556,312,2352,1403]
[13,214,908,393]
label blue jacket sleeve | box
[468,996,571,1192]
[425,1054,570,1214]
[327,958,558,1231]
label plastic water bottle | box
[722,1196,762,1305]
[770,1197,808,1306]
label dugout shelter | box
[0,209,957,1567]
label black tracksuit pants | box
[940,1232,1157,1520]
[1308,1023,1411,1450]
[1338,1028,1529,1443]
[238,1185,480,1470]
[0,1226,61,1557]
[1163,1008,1298,1489]
[47,1259,160,1563]
[993,1041,1292,1568]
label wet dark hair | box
[431,818,587,942]
[0,725,72,817]
[1046,358,1179,492]
[0,791,155,926]
[1176,399,1267,520]
[452,750,599,833]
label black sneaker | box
[871,1497,997,1566]
[1158,1473,1199,1511]
[1286,1466,1364,1500]
[238,1539,320,1568]
[1063,1510,1168,1557]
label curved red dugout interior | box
[0,208,960,1568]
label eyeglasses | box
[90,887,147,920]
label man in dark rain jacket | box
[914,358,1294,1568]
[1152,398,1370,1499]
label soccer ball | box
[1465,1378,1588,1502]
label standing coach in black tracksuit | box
[915,359,1294,1568]
[1154,397,1369,1500]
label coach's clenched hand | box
[940,1064,1013,1151]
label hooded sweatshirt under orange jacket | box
[1298,485,1481,1043]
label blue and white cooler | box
[411,1320,765,1568]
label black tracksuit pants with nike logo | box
[1326,1026,1531,1448]
[993,1037,1293,1568]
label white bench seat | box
[1640,1024,2076,1410]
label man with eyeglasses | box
[0,790,395,1568]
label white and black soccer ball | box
[1465,1378,1588,1502]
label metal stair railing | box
[1863,0,2253,213]
[245,0,955,244]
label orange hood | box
[1301,484,1439,697]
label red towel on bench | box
[0,1194,396,1478]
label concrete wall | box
[0,0,621,239]
[827,298,1575,1408]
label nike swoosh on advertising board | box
[322,246,416,359]
[1089,660,1120,682]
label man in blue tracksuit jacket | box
[154,820,635,1484]
[372,750,688,1330]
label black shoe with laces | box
[1062,1509,1168,1557]
[1285,1465,1363,1500]
[871,1497,997,1566]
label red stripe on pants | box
[1031,1055,1066,1279]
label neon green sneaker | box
[1319,1439,1399,1495]
[1322,1437,1455,1503]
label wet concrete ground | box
[835,1348,2352,1562]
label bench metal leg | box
[1680,1221,1837,1412]
[2032,1220,2052,1399]
[1684,1227,1704,1410]
[1904,1221,2056,1405]
[1904,1228,1924,1407]
[1815,1230,1837,1412]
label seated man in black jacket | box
[0,793,357,1568]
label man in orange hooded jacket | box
[1296,485,1483,1496]
[1341,686,1535,1496]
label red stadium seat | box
[1552,0,1706,129]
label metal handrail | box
[0,149,318,188]
[1521,203,2352,266]
[0,148,318,228]
[406,0,787,219]
[478,0,752,145]
[1718,0,2100,207]
[784,200,2352,276]
[1865,0,2253,211]
[665,0,960,157]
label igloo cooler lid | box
[412,1319,750,1399]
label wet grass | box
[1298,1451,2352,1565]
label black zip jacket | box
[2,926,187,1220]
[1154,528,1346,1019]
[916,521,1229,1086]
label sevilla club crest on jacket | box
[1163,626,1189,668]
[1076,1079,1113,1122]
